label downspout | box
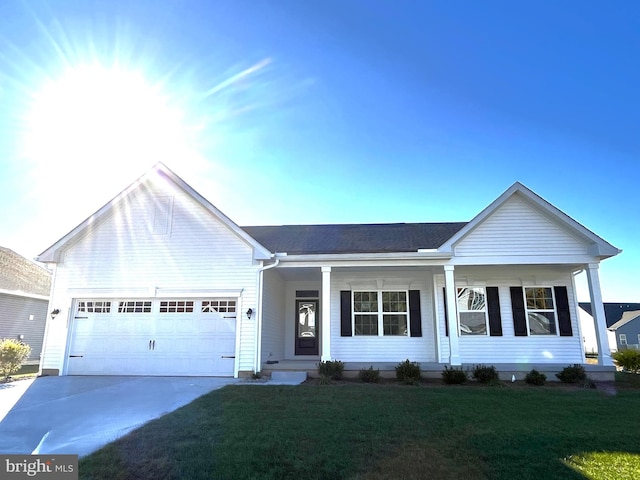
[254,256,281,373]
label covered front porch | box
[254,261,614,377]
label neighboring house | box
[0,246,52,362]
[38,164,619,380]
[579,303,640,353]
[609,311,640,351]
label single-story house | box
[579,303,640,354]
[38,163,619,380]
[0,246,52,363]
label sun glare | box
[24,65,194,177]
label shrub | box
[441,366,467,384]
[318,375,334,385]
[556,364,587,383]
[358,366,380,383]
[525,369,547,386]
[472,364,500,384]
[612,349,640,373]
[317,360,344,380]
[395,359,421,385]
[0,338,31,381]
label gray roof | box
[241,222,468,255]
[579,302,640,329]
[608,311,640,331]
[0,247,51,297]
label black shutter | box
[554,286,573,336]
[510,287,527,336]
[486,287,503,336]
[409,290,422,337]
[340,291,352,337]
[443,288,449,336]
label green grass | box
[615,371,640,388]
[79,384,640,480]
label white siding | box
[330,270,437,363]
[435,266,584,364]
[41,177,259,375]
[455,195,588,257]
[261,270,286,363]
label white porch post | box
[586,263,614,366]
[444,265,461,366]
[321,266,332,362]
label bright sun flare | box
[24,65,193,175]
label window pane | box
[354,314,378,335]
[457,288,486,311]
[383,314,408,336]
[460,312,487,335]
[525,288,554,310]
[528,312,557,335]
[118,301,152,313]
[354,292,378,313]
[382,291,407,312]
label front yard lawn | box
[80,382,640,480]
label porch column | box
[444,265,461,365]
[321,266,332,361]
[586,263,614,366]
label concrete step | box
[270,371,308,384]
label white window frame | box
[352,290,409,337]
[77,300,112,314]
[620,334,627,346]
[117,300,152,313]
[456,287,488,335]
[159,300,194,313]
[523,287,558,336]
[202,299,237,314]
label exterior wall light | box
[50,309,60,319]
[246,308,253,319]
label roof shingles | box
[0,247,51,296]
[241,222,468,255]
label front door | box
[295,299,319,355]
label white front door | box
[67,298,237,376]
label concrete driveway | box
[0,376,238,457]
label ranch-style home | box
[38,163,619,380]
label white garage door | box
[67,298,237,376]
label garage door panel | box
[68,298,238,376]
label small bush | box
[525,369,547,386]
[0,338,32,381]
[441,366,467,384]
[395,359,421,385]
[556,364,587,383]
[317,360,344,380]
[612,349,640,373]
[472,364,500,385]
[318,374,334,385]
[358,366,380,383]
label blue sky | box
[0,1,638,301]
